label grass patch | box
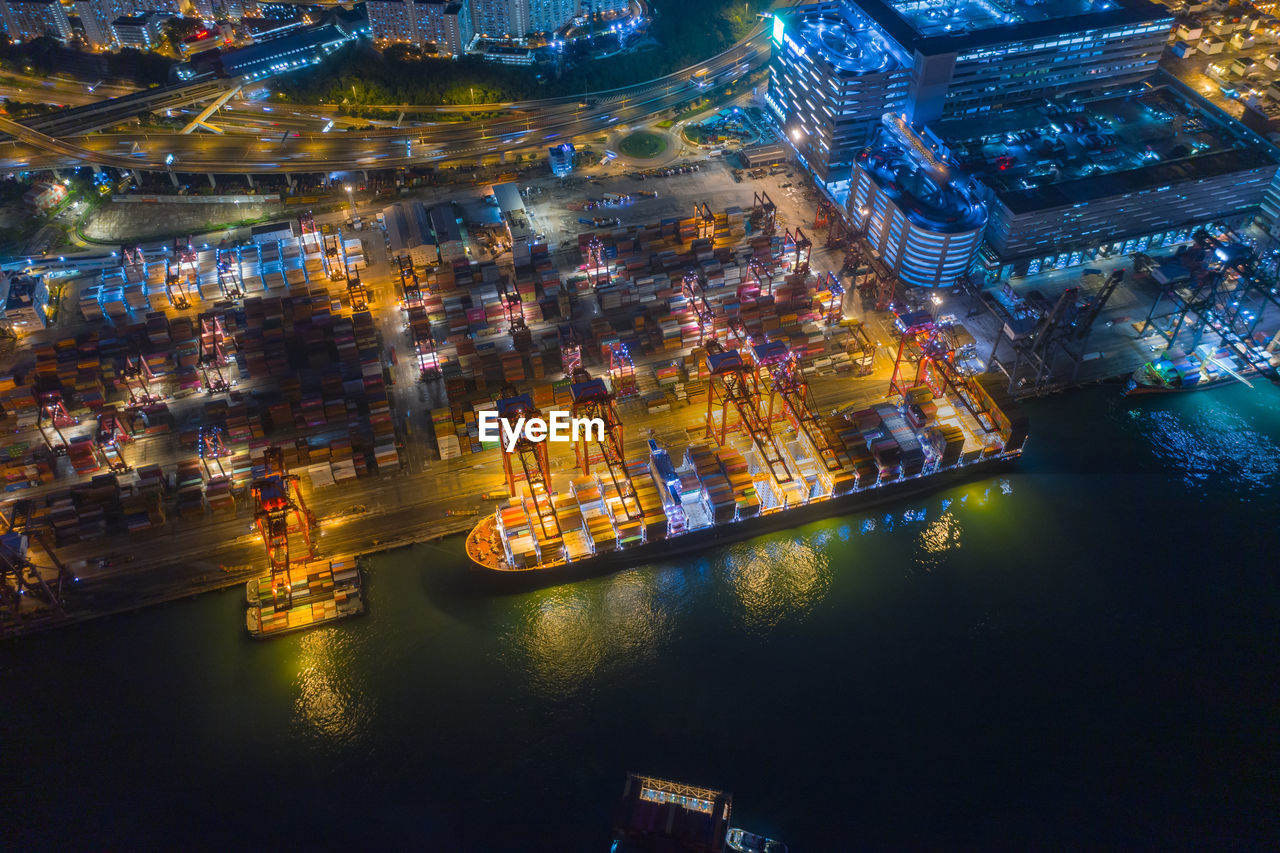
[618,130,668,159]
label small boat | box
[727,827,789,853]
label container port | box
[2,163,1277,637]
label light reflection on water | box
[1127,394,1280,492]
[289,629,374,747]
[507,571,681,698]
[722,535,832,633]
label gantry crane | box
[94,408,130,472]
[704,341,798,490]
[0,499,69,634]
[347,270,369,312]
[164,238,196,310]
[500,278,532,352]
[783,227,812,277]
[569,370,642,522]
[215,241,244,299]
[682,271,717,346]
[37,391,74,455]
[396,255,421,305]
[753,190,777,236]
[251,447,317,611]
[585,235,609,289]
[1135,230,1280,384]
[891,308,998,433]
[746,257,773,297]
[752,341,848,483]
[198,312,231,394]
[321,232,347,282]
[560,324,583,378]
[817,271,845,324]
[199,425,230,478]
[693,201,715,240]
[121,353,162,407]
[495,387,560,545]
[606,342,638,400]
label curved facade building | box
[849,130,986,289]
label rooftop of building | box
[857,122,988,233]
[851,0,1171,52]
[776,2,907,74]
[934,74,1280,213]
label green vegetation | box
[1,100,60,119]
[276,0,757,106]
[0,37,174,87]
[618,130,667,159]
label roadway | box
[0,35,769,175]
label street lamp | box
[344,184,354,219]
[930,292,943,319]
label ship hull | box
[466,454,1017,591]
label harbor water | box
[2,384,1278,849]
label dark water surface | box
[3,385,1278,850]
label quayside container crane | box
[704,341,798,490]
[569,370,642,523]
[1136,229,1280,384]
[0,499,69,635]
[495,386,560,546]
[890,308,999,434]
[251,447,316,611]
[751,341,851,492]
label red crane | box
[94,409,130,472]
[751,342,849,482]
[704,342,797,488]
[889,308,998,433]
[251,447,316,610]
[495,387,560,545]
[37,392,74,455]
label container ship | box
[467,352,1027,581]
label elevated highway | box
[10,79,243,139]
[0,34,768,176]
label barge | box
[245,553,364,638]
